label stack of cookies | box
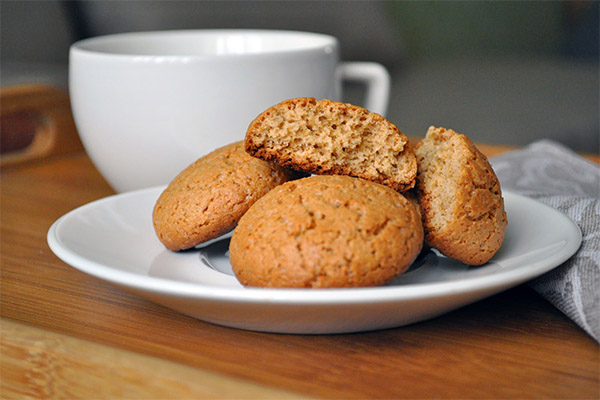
[153,98,507,288]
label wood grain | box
[1,319,307,399]
[1,150,598,399]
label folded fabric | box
[491,140,599,342]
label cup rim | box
[70,29,339,59]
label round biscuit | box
[229,175,424,288]
[153,141,297,251]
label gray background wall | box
[2,1,598,152]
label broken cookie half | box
[245,97,417,192]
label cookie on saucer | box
[414,126,507,265]
[245,98,417,192]
[153,141,298,251]
[229,175,424,288]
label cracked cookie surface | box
[153,141,298,251]
[229,175,424,288]
[414,126,507,265]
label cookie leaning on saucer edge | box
[414,126,507,266]
[229,175,424,288]
[152,141,299,251]
[245,97,417,192]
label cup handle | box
[338,62,391,116]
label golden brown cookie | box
[153,141,298,251]
[414,126,507,265]
[229,175,424,288]
[245,98,417,192]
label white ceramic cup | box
[69,29,390,193]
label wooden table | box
[1,143,598,399]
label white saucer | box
[47,187,581,334]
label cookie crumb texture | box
[245,98,417,192]
[153,141,297,251]
[229,175,424,288]
[415,126,507,265]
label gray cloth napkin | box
[490,140,599,342]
